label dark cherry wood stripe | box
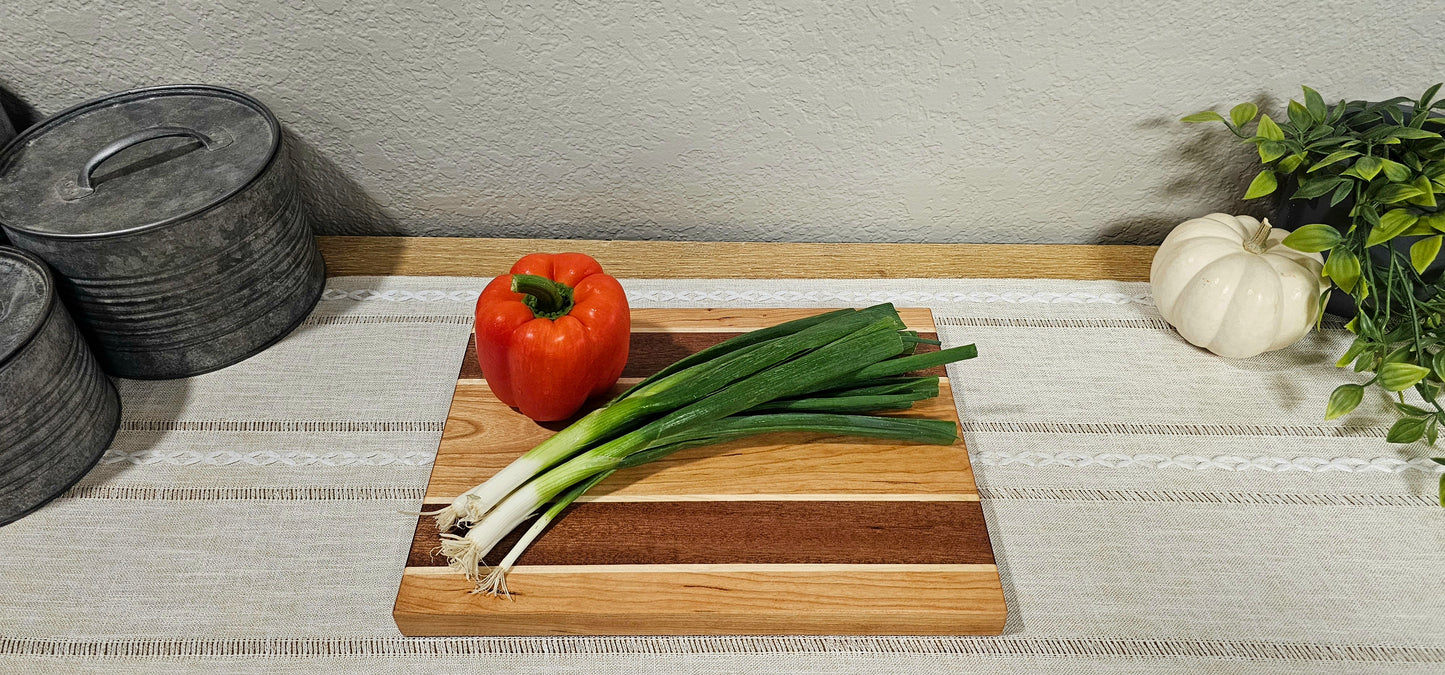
[458,333,944,380]
[407,500,991,568]
[459,337,479,378]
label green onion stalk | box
[432,304,979,592]
[425,306,895,531]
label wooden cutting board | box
[393,308,1005,636]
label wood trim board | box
[393,308,1007,636]
[319,236,1156,280]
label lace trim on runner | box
[54,483,1432,508]
[116,420,445,433]
[57,485,427,501]
[977,487,1436,507]
[961,421,1385,439]
[974,449,1443,474]
[99,448,435,467]
[300,314,473,326]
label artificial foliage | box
[1186,84,1445,503]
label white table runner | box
[2,275,1441,674]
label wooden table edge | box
[319,236,1155,281]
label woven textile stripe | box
[2,636,1442,663]
[973,449,1443,474]
[960,421,1386,438]
[4,276,1440,672]
[49,485,1435,508]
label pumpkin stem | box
[1244,219,1273,254]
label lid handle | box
[59,126,226,200]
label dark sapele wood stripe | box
[457,332,944,380]
[407,500,992,568]
[459,336,480,379]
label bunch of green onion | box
[428,304,978,596]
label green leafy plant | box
[1185,85,1445,505]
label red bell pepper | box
[474,253,630,421]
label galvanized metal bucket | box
[0,85,324,379]
[0,246,120,526]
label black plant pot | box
[1274,103,1445,318]
[1275,178,1444,319]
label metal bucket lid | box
[0,85,280,239]
[0,247,53,365]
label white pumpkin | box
[1150,213,1327,358]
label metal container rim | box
[0,247,57,369]
[0,84,283,241]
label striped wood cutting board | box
[393,308,1005,635]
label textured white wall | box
[2,1,1443,243]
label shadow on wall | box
[1096,92,1276,245]
[283,127,400,237]
[0,81,34,155]
[0,82,40,144]
[0,82,35,245]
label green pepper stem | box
[511,274,575,319]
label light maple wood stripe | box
[425,382,971,500]
[400,306,1002,636]
[320,236,1154,281]
[393,569,1007,635]
[573,493,978,502]
[407,563,998,575]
